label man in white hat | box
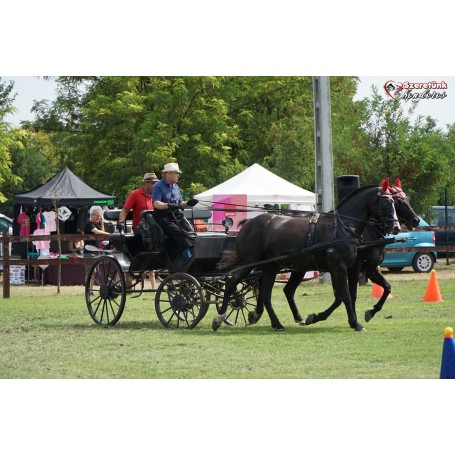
[152,162,198,262]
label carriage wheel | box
[216,277,260,326]
[85,256,126,326]
[155,272,208,329]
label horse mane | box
[336,184,380,209]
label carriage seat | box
[139,210,166,251]
[103,209,132,221]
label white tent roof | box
[195,163,316,206]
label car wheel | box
[387,267,404,273]
[412,252,435,273]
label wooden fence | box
[2,227,455,299]
[1,232,109,298]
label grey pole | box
[312,76,334,213]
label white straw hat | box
[161,162,181,174]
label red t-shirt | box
[123,188,154,229]
[17,212,31,236]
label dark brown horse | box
[214,182,400,332]
[289,179,419,327]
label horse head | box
[338,182,400,236]
[387,178,420,230]
[378,179,401,235]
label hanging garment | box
[43,210,57,233]
[32,228,51,252]
[17,211,31,236]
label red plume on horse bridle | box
[386,177,405,198]
[381,178,390,194]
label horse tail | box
[238,218,249,229]
[217,249,239,270]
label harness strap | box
[305,212,320,248]
[227,237,360,274]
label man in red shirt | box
[118,172,159,288]
[118,172,159,231]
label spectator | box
[117,172,160,289]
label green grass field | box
[1,266,454,378]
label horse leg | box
[365,267,391,322]
[305,294,343,325]
[260,265,285,331]
[283,271,305,324]
[212,268,252,331]
[305,258,363,325]
[331,265,365,332]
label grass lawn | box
[1,264,454,379]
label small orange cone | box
[370,282,393,299]
[423,270,443,302]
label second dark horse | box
[214,182,400,332]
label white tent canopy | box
[195,163,316,208]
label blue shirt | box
[152,179,183,205]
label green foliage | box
[0,130,59,216]
[348,87,453,214]
[4,76,454,215]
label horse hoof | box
[248,311,258,325]
[365,309,374,323]
[296,319,306,326]
[274,326,285,332]
[355,325,366,332]
[305,314,315,325]
[212,318,222,331]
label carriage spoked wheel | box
[215,276,260,326]
[155,272,208,329]
[85,255,126,326]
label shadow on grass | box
[69,320,164,331]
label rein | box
[197,200,312,215]
[226,236,361,274]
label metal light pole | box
[312,76,334,213]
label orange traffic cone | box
[423,270,443,302]
[370,282,393,299]
[440,327,455,379]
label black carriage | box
[85,209,260,329]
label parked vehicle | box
[0,214,13,269]
[381,217,437,273]
[430,205,455,256]
[0,213,13,234]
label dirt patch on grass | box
[381,262,454,282]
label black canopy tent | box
[13,167,117,257]
[14,167,117,208]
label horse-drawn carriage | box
[85,179,419,332]
[85,208,261,329]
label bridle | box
[338,188,398,234]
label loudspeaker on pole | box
[440,327,455,379]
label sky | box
[3,75,455,131]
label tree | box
[0,78,24,206]
[348,87,451,214]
